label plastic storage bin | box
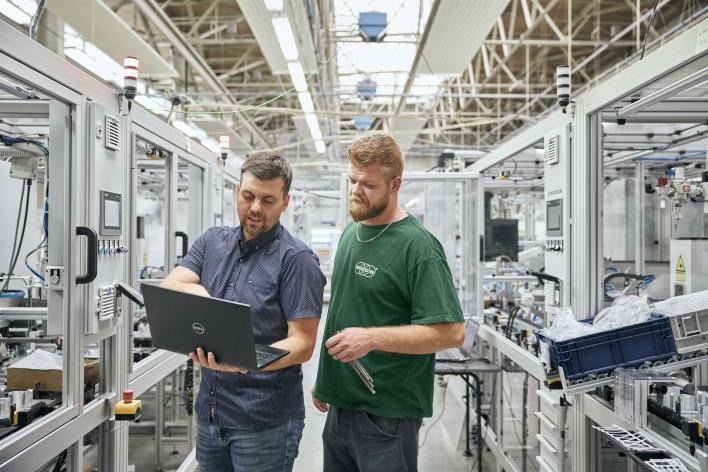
[535,313,677,381]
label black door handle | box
[175,231,188,259]
[76,226,98,284]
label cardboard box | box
[7,359,100,392]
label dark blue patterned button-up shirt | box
[180,223,326,430]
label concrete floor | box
[121,305,541,471]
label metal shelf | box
[560,352,708,395]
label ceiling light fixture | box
[287,62,308,92]
[298,92,315,114]
[264,0,283,12]
[272,17,299,61]
[305,113,323,141]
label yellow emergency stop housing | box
[115,398,142,421]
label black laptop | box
[141,284,289,370]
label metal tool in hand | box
[349,359,375,394]
[334,330,375,394]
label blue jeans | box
[196,419,305,472]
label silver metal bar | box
[1,336,58,343]
[0,309,48,321]
[156,380,164,468]
[484,275,539,283]
[617,66,708,118]
[562,352,708,395]
[476,325,545,380]
[348,360,375,394]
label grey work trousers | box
[322,406,423,472]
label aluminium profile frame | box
[0,50,91,472]
[570,17,708,472]
[462,18,708,472]
[0,21,220,471]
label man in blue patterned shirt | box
[161,152,326,472]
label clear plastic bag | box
[593,295,650,331]
[538,306,600,341]
[537,307,600,370]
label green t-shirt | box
[314,215,464,419]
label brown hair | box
[241,151,293,194]
[347,134,404,181]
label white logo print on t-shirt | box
[354,261,378,278]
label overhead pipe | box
[29,0,47,41]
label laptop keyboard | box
[256,352,267,361]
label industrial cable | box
[640,0,662,60]
[25,185,49,281]
[228,175,341,201]
[506,306,520,339]
[9,180,32,283]
[294,188,341,200]
[1,135,49,282]
[7,180,32,290]
[24,244,47,281]
[2,179,30,293]
[417,382,449,449]
[50,449,67,472]
[3,180,26,290]
[509,305,525,338]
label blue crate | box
[535,313,677,381]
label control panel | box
[544,239,564,252]
[543,124,572,321]
[97,239,128,256]
[86,103,128,334]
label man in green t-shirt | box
[312,134,466,472]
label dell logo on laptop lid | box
[192,322,205,335]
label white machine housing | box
[670,239,708,296]
[543,125,572,319]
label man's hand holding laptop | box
[189,347,249,374]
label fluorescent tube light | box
[298,92,315,113]
[272,17,298,61]
[287,62,308,92]
[264,0,283,12]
